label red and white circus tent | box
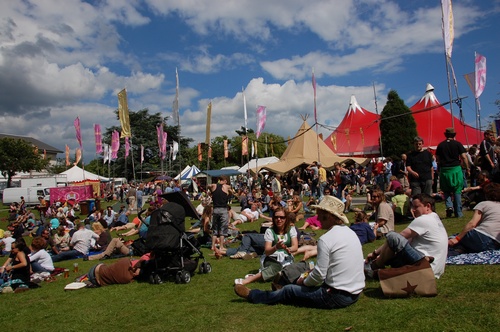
[324,95,381,157]
[410,84,483,149]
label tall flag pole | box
[242,88,250,184]
[441,0,455,128]
[173,68,180,126]
[312,69,320,162]
[206,101,212,170]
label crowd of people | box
[1,127,499,308]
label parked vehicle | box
[2,187,50,206]
[20,175,68,188]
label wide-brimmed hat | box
[444,127,456,136]
[311,196,349,225]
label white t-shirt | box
[304,225,365,295]
[29,249,55,272]
[1,237,15,252]
[408,212,448,278]
[240,208,259,222]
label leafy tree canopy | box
[0,138,49,187]
[380,90,418,159]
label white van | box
[2,187,50,206]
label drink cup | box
[64,269,69,278]
[73,263,79,273]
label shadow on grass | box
[362,286,386,299]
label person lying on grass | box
[234,196,365,309]
[85,257,147,287]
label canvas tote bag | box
[378,258,437,297]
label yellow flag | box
[118,88,131,138]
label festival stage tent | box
[239,156,280,174]
[60,166,109,182]
[324,95,381,157]
[262,121,365,174]
[410,84,483,149]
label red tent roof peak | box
[347,95,366,115]
[417,83,439,108]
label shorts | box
[211,207,229,237]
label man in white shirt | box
[365,193,448,278]
[231,203,261,228]
[51,223,99,262]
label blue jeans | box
[385,231,425,267]
[444,192,463,218]
[31,262,52,273]
[87,264,102,287]
[51,250,82,262]
[458,230,500,253]
[248,284,360,309]
[226,233,265,256]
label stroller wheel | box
[199,262,212,274]
[181,270,191,284]
[175,271,182,284]
[149,273,162,285]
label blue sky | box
[0,0,499,161]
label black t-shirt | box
[436,139,466,168]
[407,150,433,181]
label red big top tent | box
[324,95,381,157]
[410,84,483,149]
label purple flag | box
[74,117,82,148]
[94,124,103,154]
[256,106,267,138]
[111,130,120,160]
[475,52,486,98]
[125,137,130,158]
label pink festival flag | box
[94,124,103,154]
[125,137,130,158]
[161,129,167,160]
[156,125,163,158]
[111,130,120,159]
[256,106,267,138]
[140,145,144,164]
[312,70,317,123]
[74,117,82,148]
[475,52,486,98]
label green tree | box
[102,109,193,180]
[380,90,418,158]
[0,138,49,187]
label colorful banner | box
[161,129,167,160]
[140,145,144,164]
[156,125,163,158]
[256,105,267,138]
[243,88,248,135]
[94,124,102,154]
[125,137,130,158]
[103,144,110,164]
[172,141,179,161]
[224,139,228,159]
[118,88,131,138]
[197,143,202,162]
[65,145,70,166]
[74,148,81,166]
[441,0,454,58]
[242,136,248,156]
[111,130,120,159]
[475,52,486,98]
[74,117,82,148]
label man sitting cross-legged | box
[364,193,448,279]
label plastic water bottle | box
[308,260,315,270]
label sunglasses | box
[274,215,286,219]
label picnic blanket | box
[446,250,500,265]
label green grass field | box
[1,199,499,332]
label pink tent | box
[410,84,483,149]
[324,95,381,157]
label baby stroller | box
[144,192,211,284]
